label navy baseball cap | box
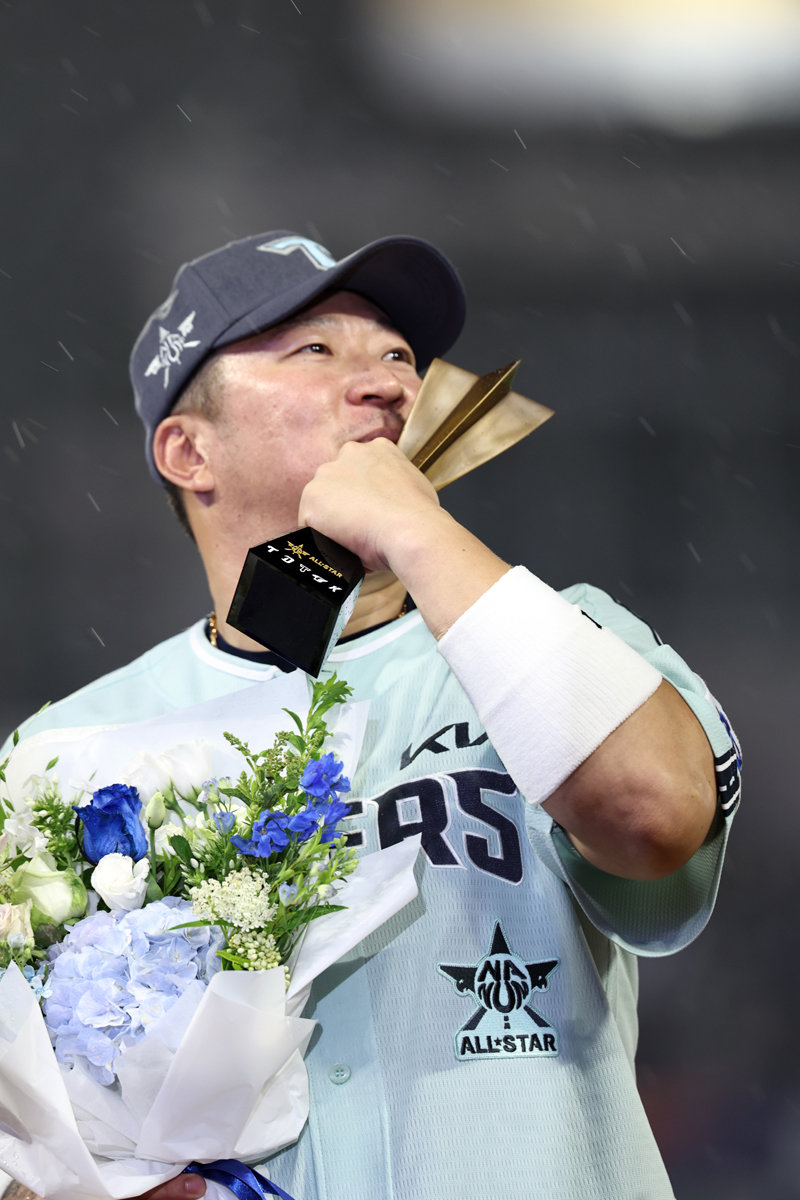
[130,230,467,482]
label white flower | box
[2,805,47,856]
[21,772,53,797]
[190,866,275,931]
[13,852,87,925]
[185,810,211,831]
[91,854,149,912]
[144,790,167,829]
[152,809,209,857]
[0,898,34,943]
[122,741,216,802]
[153,821,181,855]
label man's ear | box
[153,413,214,493]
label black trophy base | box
[226,527,364,677]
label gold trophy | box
[227,360,553,675]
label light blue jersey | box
[4,575,740,1200]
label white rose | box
[122,740,216,802]
[12,852,87,925]
[91,854,150,912]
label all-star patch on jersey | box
[440,922,560,1061]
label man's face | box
[203,291,422,537]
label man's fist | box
[299,438,440,573]
[135,1173,206,1200]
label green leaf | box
[169,834,194,867]
[217,948,251,970]
[283,708,304,734]
[146,875,164,903]
[45,757,59,772]
[280,903,347,934]
[217,783,250,803]
[160,856,184,897]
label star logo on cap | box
[144,311,202,388]
[286,541,310,558]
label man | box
[5,231,740,1199]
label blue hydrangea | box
[42,897,224,1086]
[299,753,351,804]
[73,783,148,864]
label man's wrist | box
[437,566,662,804]
[384,508,510,640]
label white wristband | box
[437,566,662,805]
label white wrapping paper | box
[0,674,419,1199]
[2,673,367,809]
[0,836,420,1200]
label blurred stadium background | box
[1,2,798,1195]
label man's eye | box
[297,342,329,355]
[384,348,415,365]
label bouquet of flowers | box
[0,676,419,1200]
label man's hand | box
[299,437,441,573]
[299,438,511,639]
[134,1174,206,1200]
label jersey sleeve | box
[532,581,740,956]
[438,570,741,955]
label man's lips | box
[354,421,403,445]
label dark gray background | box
[1,2,798,1196]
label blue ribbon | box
[184,1158,296,1200]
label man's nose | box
[344,360,416,411]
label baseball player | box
[5,232,741,1200]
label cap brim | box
[210,235,466,370]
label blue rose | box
[299,753,351,803]
[74,784,148,864]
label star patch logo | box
[144,312,201,388]
[286,541,310,558]
[439,922,559,1061]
